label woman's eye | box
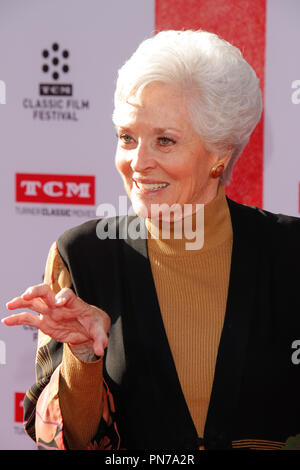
[119,133,133,144]
[158,136,175,146]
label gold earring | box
[210,162,225,178]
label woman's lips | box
[133,180,169,193]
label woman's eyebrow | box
[153,127,181,135]
[115,125,132,132]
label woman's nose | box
[130,142,155,172]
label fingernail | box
[55,297,65,305]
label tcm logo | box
[0,80,6,104]
[16,173,95,205]
[15,392,25,423]
[40,42,72,96]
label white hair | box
[114,30,263,184]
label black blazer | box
[26,198,300,450]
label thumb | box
[92,329,109,357]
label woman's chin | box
[130,199,184,222]
[130,200,150,218]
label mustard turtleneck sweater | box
[49,183,233,449]
[146,184,233,437]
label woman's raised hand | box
[2,284,111,359]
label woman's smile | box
[132,179,170,194]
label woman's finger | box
[92,334,108,357]
[6,296,24,310]
[21,283,56,307]
[2,312,41,328]
[54,287,76,306]
[6,296,51,315]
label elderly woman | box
[3,30,300,451]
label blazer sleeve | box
[23,242,120,450]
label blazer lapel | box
[203,198,260,449]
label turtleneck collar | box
[146,184,233,256]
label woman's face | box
[114,82,221,219]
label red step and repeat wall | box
[0,0,299,449]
